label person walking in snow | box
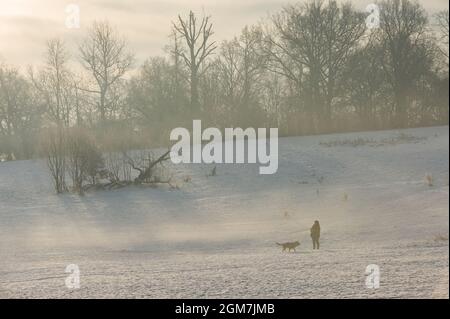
[310,220,321,250]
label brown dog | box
[276,241,300,252]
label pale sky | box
[0,0,448,69]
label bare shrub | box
[41,127,67,193]
[66,129,104,195]
[104,151,132,183]
[208,166,217,177]
[320,137,375,147]
[426,173,433,187]
[434,234,448,242]
[343,192,349,201]
[320,133,427,148]
[183,175,192,183]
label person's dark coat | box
[310,221,320,239]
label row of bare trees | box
[1,0,449,164]
[129,0,448,138]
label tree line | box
[0,0,448,162]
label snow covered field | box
[0,126,448,298]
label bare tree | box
[267,0,366,132]
[29,39,73,126]
[46,39,70,125]
[123,149,172,185]
[218,26,267,126]
[0,63,39,159]
[0,65,29,137]
[376,0,433,127]
[167,29,187,96]
[342,41,390,129]
[173,11,217,114]
[79,21,134,122]
[435,10,449,64]
[127,56,188,138]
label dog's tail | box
[276,242,283,246]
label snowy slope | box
[0,126,448,298]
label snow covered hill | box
[0,126,448,298]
